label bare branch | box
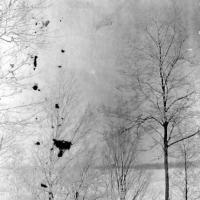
[168,129,200,147]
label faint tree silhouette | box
[101,96,150,200]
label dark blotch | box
[32,84,38,91]
[55,104,59,109]
[49,192,54,199]
[33,56,38,70]
[53,139,72,158]
[41,183,47,188]
[42,20,50,27]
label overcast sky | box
[36,0,200,105]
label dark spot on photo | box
[58,65,62,68]
[35,141,40,145]
[55,104,59,109]
[49,192,54,199]
[42,20,50,27]
[53,139,72,157]
[58,149,65,157]
[61,49,65,53]
[33,56,38,70]
[41,183,47,188]
[32,84,38,90]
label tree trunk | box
[75,191,79,200]
[120,190,126,200]
[164,124,169,200]
[184,151,188,200]
[119,181,126,200]
[49,191,54,200]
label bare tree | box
[127,6,200,200]
[101,96,150,200]
[17,71,96,200]
[67,146,105,200]
[171,122,200,200]
[0,0,50,142]
[0,0,51,198]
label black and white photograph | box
[0,0,200,200]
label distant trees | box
[68,147,104,200]
[171,122,200,200]
[101,96,150,200]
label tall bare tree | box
[128,6,200,200]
